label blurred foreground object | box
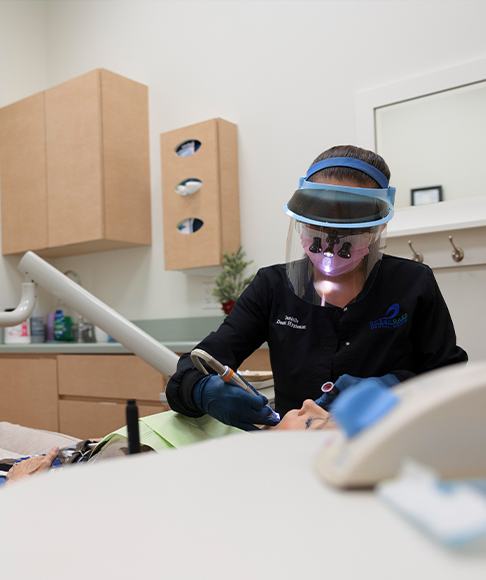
[317,362,486,488]
[378,461,486,547]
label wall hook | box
[448,235,464,262]
[407,240,423,263]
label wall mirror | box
[355,58,486,236]
[375,80,486,208]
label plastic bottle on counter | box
[30,314,46,343]
[53,308,74,342]
[3,308,31,344]
[46,311,55,341]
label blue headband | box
[305,157,389,189]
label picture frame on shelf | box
[410,185,443,206]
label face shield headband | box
[284,157,396,229]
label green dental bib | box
[96,410,242,453]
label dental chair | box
[0,421,80,459]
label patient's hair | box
[308,144,390,188]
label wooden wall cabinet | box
[0,94,48,254]
[160,118,240,270]
[0,69,151,257]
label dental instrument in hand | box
[191,348,256,395]
[190,348,280,421]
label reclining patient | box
[2,399,331,485]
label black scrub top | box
[166,255,468,417]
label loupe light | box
[323,233,339,257]
[309,236,322,253]
[337,241,352,259]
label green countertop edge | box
[0,315,225,354]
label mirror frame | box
[355,57,486,238]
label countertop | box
[0,315,224,355]
[0,315,269,355]
[0,341,197,354]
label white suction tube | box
[18,251,180,377]
[0,282,36,326]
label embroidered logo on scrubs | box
[275,315,307,330]
[369,303,408,330]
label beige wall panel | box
[0,356,58,431]
[0,93,48,254]
[45,69,103,247]
[57,354,165,400]
[161,119,222,269]
[217,119,240,255]
[59,399,164,439]
[101,70,151,245]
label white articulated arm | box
[17,251,180,377]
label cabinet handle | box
[407,240,423,263]
[448,235,464,263]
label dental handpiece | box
[190,348,256,396]
[190,348,281,422]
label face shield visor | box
[283,158,395,307]
[285,221,386,306]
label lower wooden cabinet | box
[0,354,167,439]
[59,399,164,439]
[0,356,58,431]
[57,354,167,438]
[240,349,271,371]
[0,349,271,440]
[57,354,165,400]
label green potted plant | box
[212,247,254,315]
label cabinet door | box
[45,70,104,247]
[57,355,166,400]
[59,400,164,439]
[0,356,58,431]
[0,93,48,254]
[57,355,167,439]
[101,70,151,245]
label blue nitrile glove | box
[315,373,399,410]
[192,374,280,431]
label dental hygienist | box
[166,145,467,430]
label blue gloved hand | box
[192,374,280,431]
[315,373,399,410]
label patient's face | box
[274,399,331,431]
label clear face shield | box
[284,172,395,307]
[286,221,386,306]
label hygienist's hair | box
[309,145,391,188]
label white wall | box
[0,0,48,310]
[1,0,485,359]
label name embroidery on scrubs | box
[275,315,307,330]
[369,303,408,330]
